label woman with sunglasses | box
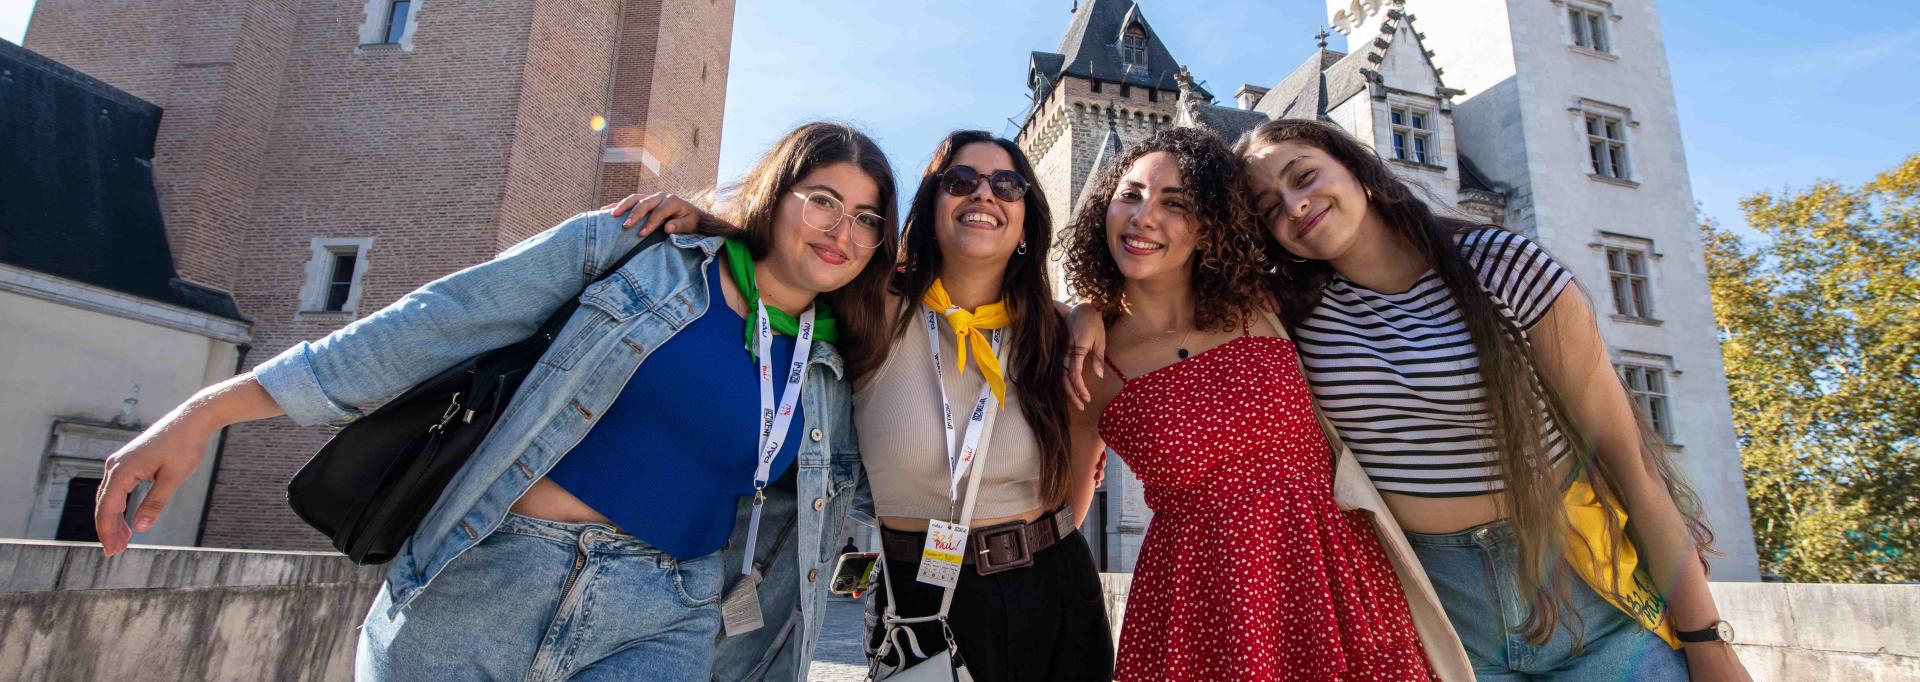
[612,130,1112,681]
[93,122,899,681]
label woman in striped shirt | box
[1072,119,1750,680]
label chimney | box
[1235,84,1269,110]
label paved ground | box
[806,596,871,681]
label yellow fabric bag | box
[1561,476,1681,649]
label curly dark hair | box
[1058,127,1271,331]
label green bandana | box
[722,238,838,358]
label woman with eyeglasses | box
[611,130,1112,681]
[93,122,899,681]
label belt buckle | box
[972,521,1033,575]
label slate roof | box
[1031,0,1206,98]
[0,40,244,322]
[1187,103,1270,146]
[1252,48,1374,120]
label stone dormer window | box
[1120,23,1149,79]
[1122,25,1148,67]
[1390,105,1435,165]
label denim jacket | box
[254,210,866,681]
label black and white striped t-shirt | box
[1293,228,1575,498]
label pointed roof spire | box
[1047,0,1195,94]
[1315,26,1330,49]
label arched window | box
[1122,24,1147,67]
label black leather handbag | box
[287,230,666,564]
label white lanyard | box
[922,305,1003,519]
[739,300,815,575]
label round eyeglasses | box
[792,191,885,250]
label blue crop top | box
[546,257,804,558]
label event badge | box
[720,569,764,637]
[915,520,969,589]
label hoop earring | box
[1365,187,1375,201]
[1016,240,1028,255]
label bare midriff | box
[509,477,619,527]
[1378,458,1576,534]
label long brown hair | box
[1235,119,1713,645]
[1060,127,1273,331]
[880,131,1074,507]
[713,122,900,376]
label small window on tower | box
[1122,25,1148,67]
[324,250,358,312]
[383,1,411,45]
[300,237,374,317]
[1606,246,1654,319]
[1568,3,1612,54]
[1618,364,1675,443]
[1585,112,1631,180]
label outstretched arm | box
[1531,288,1750,682]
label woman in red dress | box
[1060,128,1439,681]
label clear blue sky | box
[5,0,1916,234]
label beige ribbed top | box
[853,314,1045,520]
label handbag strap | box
[533,228,670,339]
[1261,310,1346,469]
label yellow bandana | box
[922,279,1011,406]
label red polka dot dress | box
[1099,325,1439,681]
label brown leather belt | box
[880,506,1075,576]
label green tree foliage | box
[1704,154,1920,583]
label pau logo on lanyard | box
[740,299,816,567]
[917,305,1003,589]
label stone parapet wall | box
[1098,573,1920,680]
[0,540,382,681]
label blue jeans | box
[1406,520,1689,681]
[357,513,724,681]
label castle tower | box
[1331,0,1760,579]
[1017,0,1194,299]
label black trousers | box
[867,528,1114,682]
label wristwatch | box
[1675,620,1735,644]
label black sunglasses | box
[938,165,1029,202]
